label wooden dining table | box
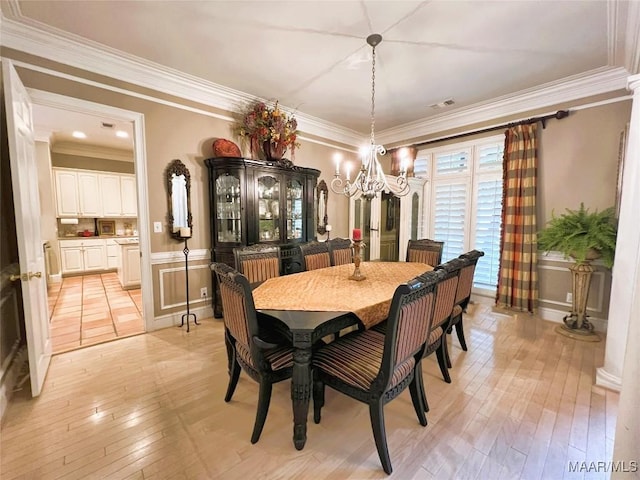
[252,261,432,450]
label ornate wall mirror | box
[316,179,328,235]
[166,159,193,239]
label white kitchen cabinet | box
[100,174,123,217]
[120,175,138,217]
[59,239,107,274]
[77,171,102,217]
[116,240,140,289]
[106,239,119,269]
[54,169,80,217]
[100,173,137,217]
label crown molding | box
[1,7,633,148]
[376,67,630,145]
[0,13,365,147]
[50,141,133,162]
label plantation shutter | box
[474,178,502,287]
[433,181,467,262]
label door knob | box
[9,273,28,281]
[29,271,42,279]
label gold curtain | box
[390,146,417,177]
[495,123,539,313]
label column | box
[595,74,640,391]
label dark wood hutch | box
[205,156,320,317]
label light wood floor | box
[47,273,144,353]
[1,303,617,479]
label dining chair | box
[233,244,281,287]
[328,237,353,266]
[300,241,331,270]
[406,238,444,266]
[444,250,485,366]
[211,262,294,444]
[312,269,443,474]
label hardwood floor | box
[47,273,144,353]
[1,303,617,479]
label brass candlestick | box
[349,240,366,281]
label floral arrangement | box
[235,100,299,160]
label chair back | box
[430,259,463,330]
[376,269,444,392]
[328,238,353,266]
[211,262,269,372]
[455,250,485,307]
[407,239,444,266]
[300,241,331,270]
[233,244,281,285]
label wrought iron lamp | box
[331,34,410,199]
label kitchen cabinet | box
[59,238,107,274]
[205,156,319,316]
[115,239,140,289]
[77,171,102,217]
[100,173,137,217]
[106,238,120,269]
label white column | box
[596,74,640,391]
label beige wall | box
[51,153,135,174]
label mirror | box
[166,159,192,240]
[316,180,328,235]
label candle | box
[333,153,342,176]
[325,224,332,232]
[346,164,351,181]
[352,228,362,241]
[180,226,191,238]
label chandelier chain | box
[370,44,376,146]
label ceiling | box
[2,0,638,149]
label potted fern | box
[537,203,617,267]
[537,203,617,335]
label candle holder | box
[349,239,367,281]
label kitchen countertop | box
[58,235,139,240]
[114,238,139,245]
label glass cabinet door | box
[215,173,241,243]
[257,174,280,242]
[286,178,303,241]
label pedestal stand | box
[180,236,199,332]
[555,261,600,342]
[349,240,366,281]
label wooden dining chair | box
[444,250,484,366]
[233,244,281,287]
[328,237,353,266]
[300,241,331,270]
[312,269,443,475]
[406,238,444,266]
[211,262,294,444]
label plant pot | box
[570,248,601,264]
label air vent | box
[428,98,455,109]
[101,122,115,129]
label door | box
[349,194,379,260]
[3,60,52,396]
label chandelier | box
[331,34,410,199]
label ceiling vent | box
[101,122,115,129]
[429,98,455,109]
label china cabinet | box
[205,157,320,317]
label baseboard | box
[150,304,216,330]
[48,273,62,284]
[595,366,622,392]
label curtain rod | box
[392,109,570,151]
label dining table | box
[252,261,433,450]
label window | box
[416,135,504,291]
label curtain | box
[496,123,539,312]
[390,146,416,177]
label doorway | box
[28,90,152,353]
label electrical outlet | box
[566,292,573,303]
[153,222,162,233]
[200,287,208,298]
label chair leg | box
[455,318,468,351]
[224,329,234,375]
[251,381,273,444]
[416,355,430,412]
[436,340,452,384]
[224,353,241,402]
[409,370,428,426]
[369,400,392,474]
[313,377,325,424]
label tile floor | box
[47,272,144,353]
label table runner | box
[253,261,432,329]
